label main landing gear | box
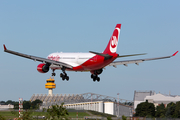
[91,74,100,82]
[60,72,69,81]
[60,67,69,81]
[51,68,69,81]
[90,69,102,82]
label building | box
[145,93,180,107]
[134,90,180,110]
[0,104,14,110]
[133,90,155,110]
[31,92,133,117]
[64,101,133,117]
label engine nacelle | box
[90,68,103,75]
[37,63,50,73]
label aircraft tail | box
[103,24,121,55]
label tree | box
[46,105,57,119]
[155,103,165,118]
[14,102,19,109]
[56,103,69,119]
[107,116,112,120]
[5,100,14,105]
[46,103,69,120]
[12,99,42,110]
[165,102,176,118]
[21,110,33,120]
[0,101,5,105]
[31,99,42,109]
[135,101,155,117]
[23,101,31,110]
[174,101,180,118]
[122,115,127,120]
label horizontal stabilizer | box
[89,51,113,60]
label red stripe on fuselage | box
[72,54,118,71]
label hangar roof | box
[134,91,155,101]
[145,93,180,102]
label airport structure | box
[0,104,14,110]
[30,92,133,117]
[45,77,56,96]
[133,91,155,110]
[134,90,180,109]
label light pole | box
[117,93,119,117]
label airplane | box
[3,24,178,82]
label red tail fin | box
[103,24,121,55]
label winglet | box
[172,51,178,56]
[3,44,7,51]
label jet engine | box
[37,63,50,73]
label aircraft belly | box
[81,56,117,70]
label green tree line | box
[0,99,42,109]
[135,101,180,118]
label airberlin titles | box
[48,55,60,61]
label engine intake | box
[37,63,50,73]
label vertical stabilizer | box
[103,24,121,55]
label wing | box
[109,51,178,67]
[118,53,147,58]
[3,44,73,68]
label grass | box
[0,111,17,119]
[68,112,90,118]
[0,110,90,119]
[88,110,116,117]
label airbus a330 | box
[3,24,178,82]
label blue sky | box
[0,1,180,101]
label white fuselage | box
[47,52,95,67]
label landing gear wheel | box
[51,69,56,76]
[62,76,65,80]
[91,74,100,82]
[91,74,94,79]
[66,76,69,81]
[52,73,56,76]
[60,73,63,78]
[60,73,69,81]
[97,77,100,82]
[93,75,97,82]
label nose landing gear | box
[52,73,56,76]
[52,69,56,76]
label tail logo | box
[111,36,118,48]
[109,28,120,53]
